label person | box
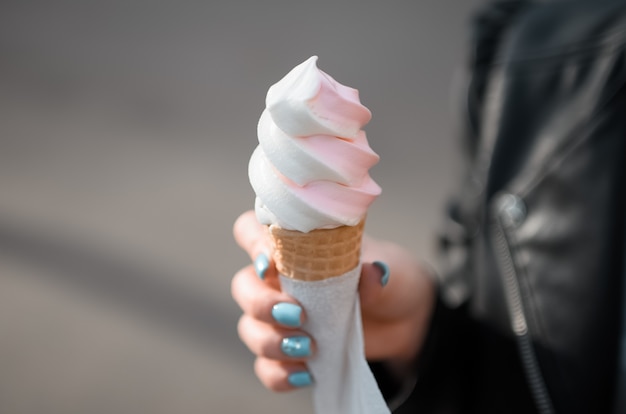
[231,0,626,412]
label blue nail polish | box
[374,261,390,287]
[254,253,269,279]
[281,336,311,358]
[288,371,313,388]
[272,303,302,327]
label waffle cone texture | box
[267,220,365,281]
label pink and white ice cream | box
[249,56,381,233]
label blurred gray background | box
[0,0,483,413]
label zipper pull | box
[498,193,526,229]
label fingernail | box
[373,261,390,287]
[288,371,313,388]
[272,303,302,328]
[254,253,269,279]
[281,336,311,358]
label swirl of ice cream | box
[249,56,381,233]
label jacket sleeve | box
[369,291,472,413]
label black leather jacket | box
[378,0,626,413]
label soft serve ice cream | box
[249,56,381,233]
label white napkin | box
[280,266,391,414]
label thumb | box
[359,261,390,309]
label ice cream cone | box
[267,220,365,281]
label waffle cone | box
[267,220,365,281]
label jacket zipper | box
[491,195,555,414]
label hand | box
[231,210,436,391]
[359,233,436,377]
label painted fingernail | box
[288,371,313,388]
[373,261,390,287]
[281,336,311,358]
[272,303,302,328]
[254,253,269,280]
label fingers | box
[237,314,316,361]
[231,265,305,327]
[254,358,312,392]
[233,266,312,361]
[233,264,315,391]
[233,210,315,391]
[234,210,269,262]
[234,210,278,281]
